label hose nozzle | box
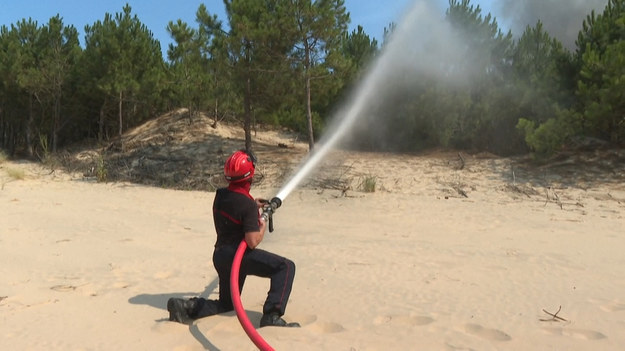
[260,197,282,232]
[269,197,282,210]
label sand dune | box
[2,123,625,350]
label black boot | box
[167,298,197,324]
[259,312,300,328]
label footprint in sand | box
[373,314,435,327]
[153,270,174,279]
[298,315,344,334]
[543,327,606,340]
[588,298,625,313]
[112,281,130,289]
[599,302,625,313]
[464,323,512,341]
[308,321,345,333]
[296,314,318,325]
[50,284,80,292]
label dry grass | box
[5,167,25,180]
[1,151,26,188]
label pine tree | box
[288,0,350,150]
[38,15,81,152]
[222,0,295,151]
[83,5,165,142]
[575,0,625,142]
[12,19,42,156]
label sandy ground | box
[2,128,625,350]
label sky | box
[0,0,494,56]
[0,0,609,55]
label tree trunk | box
[212,99,219,128]
[118,90,123,138]
[25,94,34,157]
[52,93,60,153]
[304,40,314,151]
[244,75,252,152]
[305,75,314,151]
[98,102,105,143]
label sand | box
[2,134,625,350]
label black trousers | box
[193,244,296,319]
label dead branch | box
[540,306,568,322]
[505,183,536,198]
[316,177,351,192]
[544,187,564,209]
[457,152,465,170]
[511,164,516,184]
[608,193,622,205]
[454,186,468,198]
[553,189,563,209]
[311,162,354,193]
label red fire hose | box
[230,239,275,351]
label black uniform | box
[190,187,296,319]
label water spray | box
[274,49,386,203]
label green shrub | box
[360,174,377,193]
[38,134,50,162]
[95,155,108,182]
[517,117,567,156]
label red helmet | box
[224,150,256,183]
